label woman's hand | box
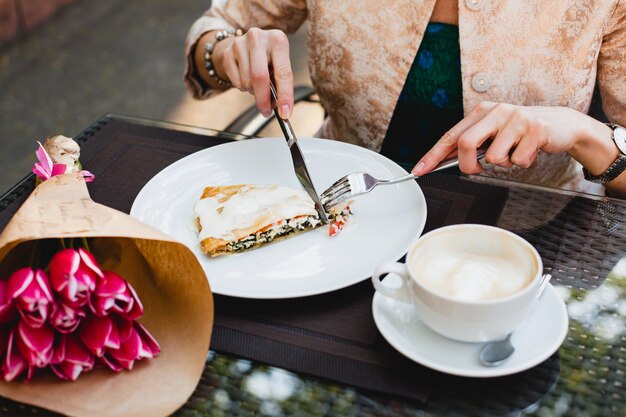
[412,102,612,176]
[202,28,294,119]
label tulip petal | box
[95,271,127,298]
[123,284,144,320]
[34,270,54,302]
[50,303,84,334]
[90,296,115,317]
[17,322,54,368]
[91,271,140,317]
[135,322,160,358]
[3,329,27,381]
[78,249,104,280]
[32,163,51,180]
[80,315,119,356]
[6,268,34,300]
[50,249,98,307]
[65,334,94,369]
[35,142,53,173]
[50,249,81,293]
[106,321,121,350]
[110,327,141,362]
[0,281,15,324]
[51,361,83,381]
[11,269,53,328]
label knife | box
[269,82,330,224]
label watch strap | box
[583,154,626,184]
[583,123,626,184]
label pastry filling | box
[224,206,352,252]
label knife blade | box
[269,83,329,224]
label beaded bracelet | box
[203,29,243,87]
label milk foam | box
[410,247,534,302]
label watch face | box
[614,126,626,155]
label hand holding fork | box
[321,149,486,210]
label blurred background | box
[0,0,321,195]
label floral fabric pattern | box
[184,0,626,193]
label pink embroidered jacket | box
[184,0,626,191]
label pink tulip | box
[104,321,160,372]
[50,334,94,381]
[50,248,100,307]
[31,142,94,183]
[134,322,160,359]
[105,322,140,371]
[90,271,143,319]
[0,280,16,324]
[7,268,54,328]
[50,303,86,334]
[16,321,54,368]
[2,329,29,382]
[79,315,120,357]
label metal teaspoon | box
[479,273,552,367]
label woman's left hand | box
[412,102,594,175]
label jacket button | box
[466,0,483,11]
[471,73,491,92]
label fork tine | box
[321,184,349,202]
[322,175,350,194]
[322,190,351,210]
[321,179,350,199]
[328,174,350,190]
[321,183,351,202]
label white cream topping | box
[412,249,533,302]
[194,185,318,241]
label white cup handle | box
[372,262,413,304]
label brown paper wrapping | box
[0,173,214,417]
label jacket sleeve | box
[597,0,626,126]
[183,0,308,99]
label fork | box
[321,149,486,210]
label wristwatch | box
[583,123,626,184]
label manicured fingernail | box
[280,105,291,119]
[412,162,425,175]
[261,109,272,118]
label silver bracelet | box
[203,29,242,87]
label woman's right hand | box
[209,28,294,119]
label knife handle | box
[269,82,297,146]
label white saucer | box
[372,278,569,378]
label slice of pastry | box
[194,184,351,256]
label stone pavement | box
[0,0,316,195]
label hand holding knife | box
[269,82,330,224]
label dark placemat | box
[211,174,511,403]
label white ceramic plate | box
[130,138,427,298]
[372,277,569,377]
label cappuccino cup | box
[372,224,542,342]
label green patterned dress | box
[380,23,463,169]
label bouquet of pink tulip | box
[0,138,213,417]
[1,244,160,382]
[0,138,160,382]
